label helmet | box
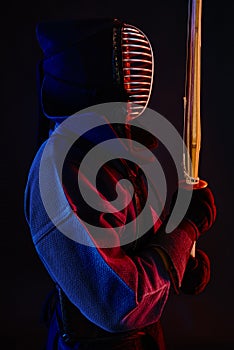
[36,18,154,123]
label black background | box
[2,0,234,349]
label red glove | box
[183,186,217,238]
[151,187,216,292]
[180,249,211,295]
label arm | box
[24,142,203,333]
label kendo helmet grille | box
[121,23,154,118]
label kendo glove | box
[183,186,217,238]
[150,186,216,292]
[180,249,211,295]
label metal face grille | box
[122,24,154,119]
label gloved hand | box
[184,186,217,237]
[151,186,216,293]
[180,249,211,295]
